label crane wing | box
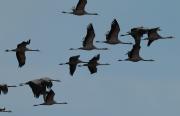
[17,39,30,48]
[128,44,141,58]
[45,89,55,103]
[147,29,162,46]
[76,0,87,10]
[106,19,120,41]
[88,65,97,74]
[69,64,77,76]
[90,54,100,62]
[83,23,95,48]
[16,51,26,67]
[0,84,8,94]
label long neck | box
[160,36,173,39]
[51,79,61,82]
[121,33,130,37]
[85,12,98,15]
[5,48,17,52]
[26,48,39,51]
[59,62,69,65]
[98,63,110,66]
[33,103,46,106]
[142,59,154,61]
[55,102,68,104]
[62,11,73,14]
[69,48,81,50]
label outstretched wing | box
[83,23,95,48]
[45,89,55,103]
[28,81,45,98]
[76,0,87,10]
[128,44,141,58]
[16,51,26,67]
[0,84,8,95]
[131,27,148,45]
[147,28,162,46]
[106,19,120,41]
[147,39,155,46]
[69,55,80,76]
[15,40,30,67]
[69,55,80,62]
[17,39,31,48]
[90,54,100,62]
[69,64,77,76]
[87,54,100,74]
[88,65,97,74]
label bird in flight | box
[0,107,12,113]
[96,19,132,45]
[59,55,87,76]
[19,77,61,100]
[0,84,17,95]
[5,39,40,67]
[62,0,98,16]
[79,54,110,74]
[142,27,174,46]
[33,89,67,106]
[121,26,149,45]
[69,23,108,50]
[118,43,154,62]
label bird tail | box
[121,33,130,36]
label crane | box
[59,55,87,76]
[79,54,110,74]
[0,107,12,113]
[62,0,98,16]
[19,77,60,100]
[121,26,149,45]
[0,84,17,95]
[118,44,154,62]
[143,27,174,46]
[69,23,108,50]
[96,19,132,45]
[5,39,40,67]
[33,89,67,106]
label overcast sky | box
[0,0,180,116]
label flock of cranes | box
[1,0,174,113]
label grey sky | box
[0,0,179,116]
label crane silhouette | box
[96,19,132,45]
[59,55,87,76]
[79,54,110,74]
[121,26,149,45]
[142,27,174,46]
[69,23,108,50]
[118,44,154,62]
[33,89,67,106]
[5,39,40,67]
[19,77,60,100]
[62,0,98,16]
[0,107,12,113]
[0,84,17,95]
